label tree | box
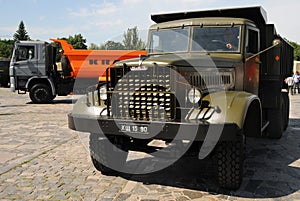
[13,21,30,41]
[123,27,146,50]
[89,43,100,50]
[67,34,87,49]
[99,41,125,50]
[0,39,14,58]
[287,40,300,61]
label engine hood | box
[115,53,243,68]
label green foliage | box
[13,21,30,41]
[57,34,87,50]
[0,39,14,58]
[67,34,87,49]
[90,27,146,50]
[89,43,100,50]
[123,27,146,50]
[287,40,300,61]
[99,41,125,50]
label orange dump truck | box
[51,39,146,81]
[9,39,146,103]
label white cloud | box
[69,2,117,17]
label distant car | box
[0,59,10,87]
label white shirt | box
[286,77,294,86]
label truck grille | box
[110,67,175,121]
[189,69,235,90]
[106,67,235,120]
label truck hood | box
[115,53,242,68]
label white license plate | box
[120,124,149,134]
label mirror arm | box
[245,42,280,62]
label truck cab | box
[10,41,58,103]
[9,39,146,103]
[68,6,293,189]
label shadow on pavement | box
[117,118,300,198]
[26,99,78,104]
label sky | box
[0,0,299,46]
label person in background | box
[293,71,300,94]
[285,75,294,95]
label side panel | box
[259,32,294,109]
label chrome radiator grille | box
[110,67,175,121]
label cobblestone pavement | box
[0,87,300,201]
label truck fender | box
[201,91,261,130]
[197,91,262,159]
[25,76,56,96]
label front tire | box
[29,83,54,104]
[89,133,129,175]
[215,138,245,190]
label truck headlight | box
[188,88,201,103]
[99,86,107,100]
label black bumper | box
[68,113,241,142]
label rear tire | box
[282,92,289,131]
[89,133,128,175]
[267,94,285,139]
[61,56,72,77]
[215,138,245,190]
[29,83,54,104]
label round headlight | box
[188,88,201,103]
[99,86,107,100]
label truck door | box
[11,43,39,89]
[244,26,260,95]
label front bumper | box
[68,113,241,142]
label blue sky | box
[0,0,299,46]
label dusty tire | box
[61,56,72,77]
[29,84,54,104]
[215,139,245,190]
[282,92,289,131]
[267,95,284,139]
[89,133,128,175]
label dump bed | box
[51,39,146,81]
[151,6,267,27]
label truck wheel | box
[89,133,128,175]
[215,139,245,190]
[282,92,289,131]
[61,56,72,77]
[29,84,54,104]
[267,95,284,139]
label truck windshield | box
[148,28,189,54]
[192,26,241,52]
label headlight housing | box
[99,86,107,100]
[188,88,201,103]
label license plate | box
[119,124,149,134]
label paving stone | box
[0,88,300,200]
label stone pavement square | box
[0,88,300,200]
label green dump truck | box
[68,6,293,189]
